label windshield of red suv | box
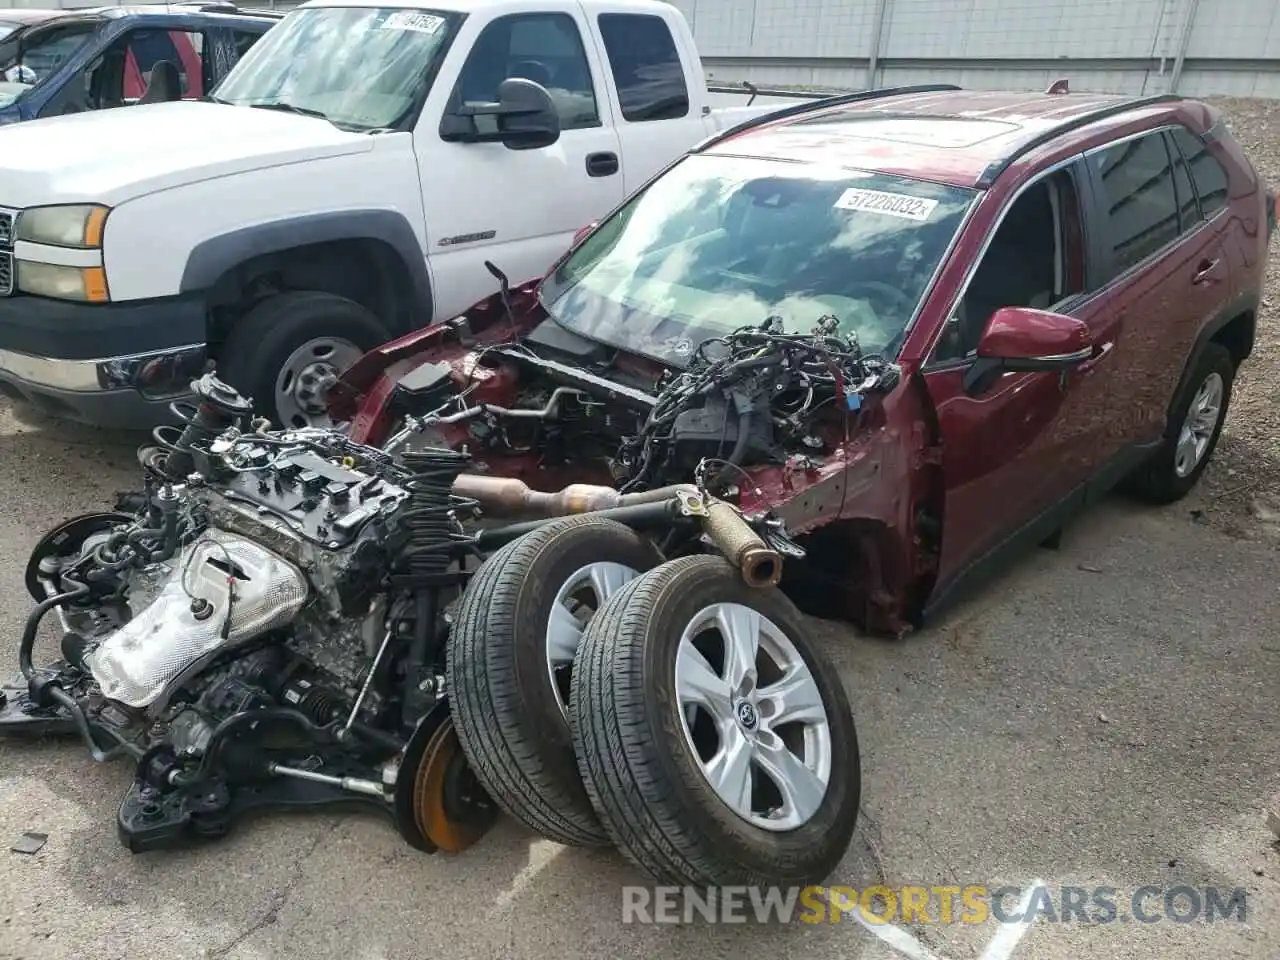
[539,154,976,364]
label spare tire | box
[570,554,860,886]
[447,515,662,846]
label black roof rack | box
[692,83,963,154]
[171,1,284,16]
[974,92,1183,188]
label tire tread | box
[1124,342,1235,505]
[448,516,658,847]
[216,290,390,424]
[571,555,860,887]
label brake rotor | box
[412,717,498,853]
[24,512,133,601]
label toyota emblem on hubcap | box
[736,700,759,730]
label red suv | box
[328,83,1275,634]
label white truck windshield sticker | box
[834,187,939,222]
[380,10,445,34]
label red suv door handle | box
[1192,258,1222,284]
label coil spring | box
[153,400,214,448]
[399,448,474,576]
[139,401,227,480]
[141,375,255,479]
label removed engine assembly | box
[1,373,859,886]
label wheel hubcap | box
[675,602,832,832]
[275,337,364,429]
[545,561,640,720]
[1174,371,1224,478]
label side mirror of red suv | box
[964,306,1093,394]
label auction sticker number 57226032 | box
[833,187,939,222]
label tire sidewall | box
[509,520,662,753]
[631,559,860,874]
[1161,344,1235,493]
[218,292,391,426]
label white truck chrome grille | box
[0,208,15,296]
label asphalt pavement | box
[0,398,1275,960]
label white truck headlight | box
[15,203,110,249]
[16,261,109,302]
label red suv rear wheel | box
[1124,342,1235,504]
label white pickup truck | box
[0,0,817,429]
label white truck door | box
[586,4,712,195]
[416,3,624,322]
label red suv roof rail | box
[974,93,1183,188]
[692,83,963,155]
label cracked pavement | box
[0,399,1276,960]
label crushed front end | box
[328,285,928,633]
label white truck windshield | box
[540,154,976,363]
[212,6,461,131]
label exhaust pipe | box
[456,474,783,587]
[452,474,623,516]
[452,475,702,518]
[699,498,783,588]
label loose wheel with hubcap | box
[447,515,663,847]
[215,291,391,430]
[1123,342,1235,504]
[570,554,860,887]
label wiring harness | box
[617,315,900,493]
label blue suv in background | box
[0,2,280,124]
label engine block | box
[6,375,494,857]
[198,446,409,550]
[193,446,412,618]
[78,431,421,715]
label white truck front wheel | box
[215,291,391,429]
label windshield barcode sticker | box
[834,188,938,221]
[381,10,445,33]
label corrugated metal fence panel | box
[6,0,1276,98]
[685,0,1280,98]
[669,0,881,60]
[0,0,302,6]
[1184,0,1280,60]
[879,0,1171,61]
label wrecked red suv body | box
[329,84,1272,634]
